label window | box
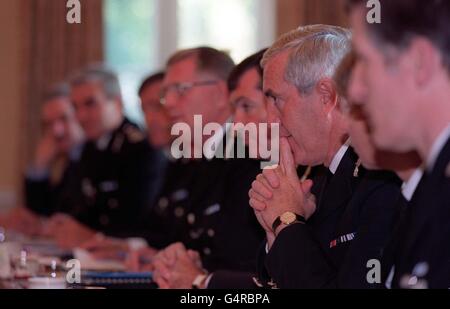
[177,0,265,62]
[173,0,276,63]
[104,0,275,124]
[104,0,158,124]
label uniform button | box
[207,229,215,237]
[158,197,169,210]
[100,215,110,226]
[108,199,119,209]
[174,207,185,218]
[189,230,200,239]
[82,178,96,198]
[187,213,195,225]
[171,189,189,202]
[203,247,211,256]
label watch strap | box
[272,213,306,232]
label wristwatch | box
[272,211,306,232]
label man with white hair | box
[249,24,402,288]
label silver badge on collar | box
[204,203,221,216]
[171,189,189,202]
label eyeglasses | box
[159,80,219,105]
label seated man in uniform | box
[43,66,166,248]
[151,49,272,289]
[348,0,450,288]
[0,83,84,234]
[80,72,175,259]
[143,47,265,277]
[249,24,404,288]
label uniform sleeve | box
[108,141,167,237]
[266,223,337,288]
[206,159,265,271]
[24,174,53,217]
[337,181,401,288]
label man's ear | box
[408,37,441,88]
[316,78,338,113]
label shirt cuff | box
[204,273,214,289]
[126,237,148,251]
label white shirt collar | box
[329,139,351,174]
[426,123,450,171]
[401,167,424,202]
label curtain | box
[276,0,348,37]
[23,0,104,164]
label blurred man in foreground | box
[348,0,450,288]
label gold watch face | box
[280,211,296,225]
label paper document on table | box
[73,249,125,271]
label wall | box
[276,0,348,37]
[0,0,26,210]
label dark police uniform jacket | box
[206,165,318,289]
[390,137,450,289]
[24,146,83,217]
[141,137,265,273]
[68,118,166,237]
[256,147,402,288]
